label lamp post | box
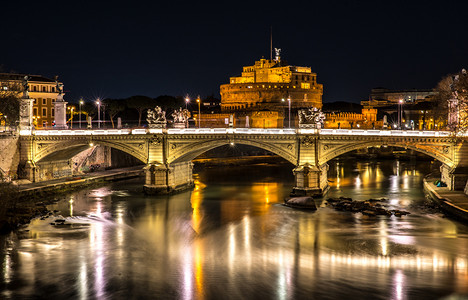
[79,99,84,128]
[96,99,101,128]
[70,107,74,129]
[398,99,403,129]
[288,96,291,128]
[196,96,201,128]
[185,96,190,127]
[102,103,106,129]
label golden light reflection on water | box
[190,179,205,298]
[5,161,468,298]
[191,179,204,234]
[251,182,279,205]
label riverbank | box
[0,166,144,233]
[424,176,468,223]
[16,165,144,197]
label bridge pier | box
[441,164,468,191]
[23,160,38,183]
[292,163,329,197]
[143,161,194,194]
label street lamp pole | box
[70,107,74,129]
[79,99,83,128]
[185,96,190,128]
[102,104,105,129]
[288,96,291,128]
[96,99,101,129]
[196,96,201,128]
[398,99,403,129]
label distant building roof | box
[0,73,55,83]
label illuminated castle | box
[220,51,323,113]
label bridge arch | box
[33,139,147,164]
[318,140,454,167]
[168,137,297,165]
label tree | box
[125,95,154,127]
[0,75,22,125]
[103,98,126,128]
[433,69,468,134]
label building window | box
[33,108,38,116]
[51,108,55,117]
[33,86,37,92]
[42,108,47,117]
[42,98,47,105]
[36,98,40,105]
[52,87,55,92]
[42,86,47,92]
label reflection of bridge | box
[19,128,468,196]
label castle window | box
[52,87,55,92]
[33,86,37,92]
[42,86,47,92]
[51,109,55,117]
[33,108,38,116]
[42,98,47,105]
[42,108,47,117]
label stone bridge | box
[18,128,468,196]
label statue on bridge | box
[147,106,167,128]
[171,107,190,128]
[22,75,30,98]
[54,75,65,102]
[298,107,325,129]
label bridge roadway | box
[17,128,468,196]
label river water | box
[1,158,468,299]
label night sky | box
[2,1,467,104]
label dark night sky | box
[2,1,467,104]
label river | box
[1,158,468,299]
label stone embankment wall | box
[0,135,19,179]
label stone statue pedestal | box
[173,122,186,129]
[19,97,34,132]
[54,95,68,129]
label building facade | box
[220,57,323,112]
[216,55,323,128]
[361,87,434,107]
[360,87,443,130]
[0,73,62,128]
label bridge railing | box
[18,127,452,137]
[318,129,451,137]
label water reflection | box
[1,159,468,299]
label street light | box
[79,98,84,128]
[398,99,403,129]
[196,96,201,128]
[282,96,291,128]
[70,107,74,129]
[185,96,190,127]
[96,99,101,128]
[102,103,106,128]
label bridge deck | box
[17,128,452,137]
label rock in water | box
[284,197,317,210]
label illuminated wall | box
[220,58,323,111]
[324,109,381,129]
[0,74,61,128]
